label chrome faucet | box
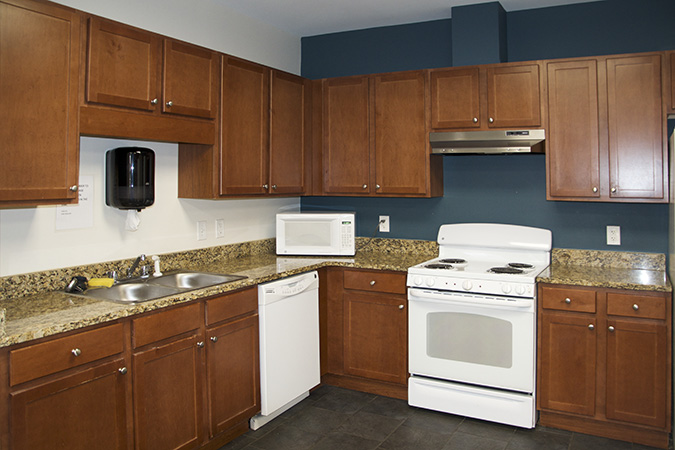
[127,254,146,278]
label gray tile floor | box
[220,385,669,450]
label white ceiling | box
[214,0,598,37]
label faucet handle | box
[105,270,118,280]
[140,265,150,277]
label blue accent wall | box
[301,0,675,254]
[452,2,507,65]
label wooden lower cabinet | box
[322,268,408,399]
[10,358,129,450]
[537,284,672,448]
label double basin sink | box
[79,271,247,304]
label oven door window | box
[427,312,512,368]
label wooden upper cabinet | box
[269,70,309,195]
[430,62,542,130]
[546,53,667,203]
[668,51,675,114]
[0,0,80,206]
[322,76,371,194]
[163,39,219,119]
[546,59,601,199]
[373,71,428,195]
[87,17,160,111]
[430,67,481,129]
[220,56,270,196]
[606,54,664,200]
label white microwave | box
[276,212,355,256]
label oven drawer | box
[541,286,596,313]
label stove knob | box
[462,280,473,291]
[502,284,512,294]
[413,276,423,286]
[425,277,435,287]
[515,285,526,295]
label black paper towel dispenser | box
[105,147,155,210]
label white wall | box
[0,0,303,276]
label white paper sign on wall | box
[55,176,94,230]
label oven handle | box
[408,288,533,309]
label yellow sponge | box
[88,278,115,288]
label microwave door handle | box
[408,289,533,309]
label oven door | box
[408,288,535,393]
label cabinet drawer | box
[343,269,406,295]
[606,292,666,320]
[541,286,596,313]
[133,302,201,348]
[206,287,257,326]
[10,323,124,386]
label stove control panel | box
[408,274,535,298]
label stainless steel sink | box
[72,271,247,304]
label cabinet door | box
[10,359,129,450]
[430,67,481,129]
[606,318,668,428]
[220,57,270,195]
[323,76,371,194]
[546,59,601,199]
[133,334,203,450]
[269,71,308,195]
[206,314,260,436]
[669,51,675,113]
[606,54,665,200]
[538,312,597,416]
[487,64,541,128]
[343,291,407,385]
[373,71,428,196]
[86,17,160,111]
[163,39,218,119]
[0,0,80,205]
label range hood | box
[430,129,545,154]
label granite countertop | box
[536,248,671,292]
[0,239,436,348]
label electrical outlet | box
[215,219,225,238]
[379,215,390,233]
[197,220,207,241]
[606,225,621,245]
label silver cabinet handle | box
[564,298,571,304]
[210,336,218,343]
[611,187,617,193]
[150,98,158,105]
[362,184,368,189]
[69,185,78,192]
[166,100,173,107]
[608,326,615,332]
[262,184,269,189]
[272,184,277,190]
[472,117,478,123]
[376,184,381,189]
[197,341,205,348]
[71,348,81,357]
[632,304,639,311]
[370,280,376,286]
[489,117,494,123]
[398,304,404,310]
[588,324,594,330]
[118,367,127,375]
[592,187,598,193]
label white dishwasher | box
[250,271,320,430]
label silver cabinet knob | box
[611,187,617,193]
[210,336,218,343]
[376,184,381,189]
[370,280,376,286]
[472,117,478,123]
[362,184,368,189]
[564,298,571,304]
[263,184,269,189]
[166,100,173,107]
[197,341,205,348]
[632,304,639,311]
[489,117,494,123]
[69,185,78,192]
[71,348,81,357]
[398,304,404,310]
[592,187,598,193]
[118,367,127,375]
[608,326,615,332]
[150,98,158,105]
[272,184,277,190]
[588,324,594,330]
